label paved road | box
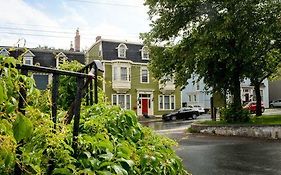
[142,114,281,175]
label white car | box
[270,100,281,108]
[187,105,205,114]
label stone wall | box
[191,124,281,139]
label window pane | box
[113,67,118,80]
[121,67,127,80]
[171,96,175,109]
[126,95,130,109]
[118,95,125,108]
[194,95,197,102]
[159,96,163,110]
[24,59,32,65]
[141,69,148,83]
[164,96,170,109]
[112,95,117,105]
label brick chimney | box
[70,41,74,51]
[75,28,80,52]
[96,36,101,42]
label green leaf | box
[53,168,72,175]
[0,83,6,104]
[112,165,128,175]
[13,114,33,143]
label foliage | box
[142,0,281,120]
[0,56,188,174]
[57,60,84,110]
[220,106,250,123]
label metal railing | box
[15,61,103,174]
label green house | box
[87,37,181,116]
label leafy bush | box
[0,56,188,174]
[57,60,84,110]
[220,105,250,123]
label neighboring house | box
[0,47,85,90]
[269,80,281,102]
[87,37,181,116]
[0,29,84,90]
[182,77,270,109]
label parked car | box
[243,101,265,113]
[162,108,199,121]
[187,105,205,114]
[270,99,281,108]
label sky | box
[0,0,151,50]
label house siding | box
[88,39,181,116]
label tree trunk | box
[230,75,242,122]
[232,75,242,110]
[254,83,262,116]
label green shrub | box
[0,56,189,174]
[220,106,250,123]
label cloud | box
[0,0,68,49]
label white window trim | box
[141,46,149,60]
[158,95,176,111]
[55,52,68,68]
[23,56,33,65]
[140,67,149,83]
[0,48,10,56]
[112,94,131,110]
[112,63,131,82]
[117,43,128,58]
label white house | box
[181,77,269,109]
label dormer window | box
[22,50,35,65]
[117,43,127,58]
[141,46,149,60]
[0,48,10,56]
[55,52,68,68]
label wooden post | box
[89,64,94,105]
[51,74,59,129]
[85,67,89,106]
[210,96,214,121]
[94,64,98,104]
[15,69,28,175]
[72,77,84,158]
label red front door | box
[142,99,148,115]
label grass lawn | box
[198,115,281,125]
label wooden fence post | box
[72,77,84,158]
[15,69,28,175]
[51,74,59,129]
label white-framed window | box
[22,50,35,65]
[196,82,200,91]
[112,94,131,109]
[23,57,33,65]
[117,43,127,58]
[141,46,149,60]
[140,67,149,83]
[120,67,128,80]
[159,95,175,110]
[0,48,10,56]
[112,65,131,81]
[194,95,197,102]
[55,52,68,68]
[188,95,192,102]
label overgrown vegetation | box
[198,115,281,126]
[220,106,251,123]
[0,56,188,174]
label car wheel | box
[171,115,176,121]
[270,104,274,108]
[192,113,197,119]
[261,108,265,113]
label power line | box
[66,0,143,8]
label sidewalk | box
[138,115,163,123]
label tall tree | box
[142,0,281,121]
